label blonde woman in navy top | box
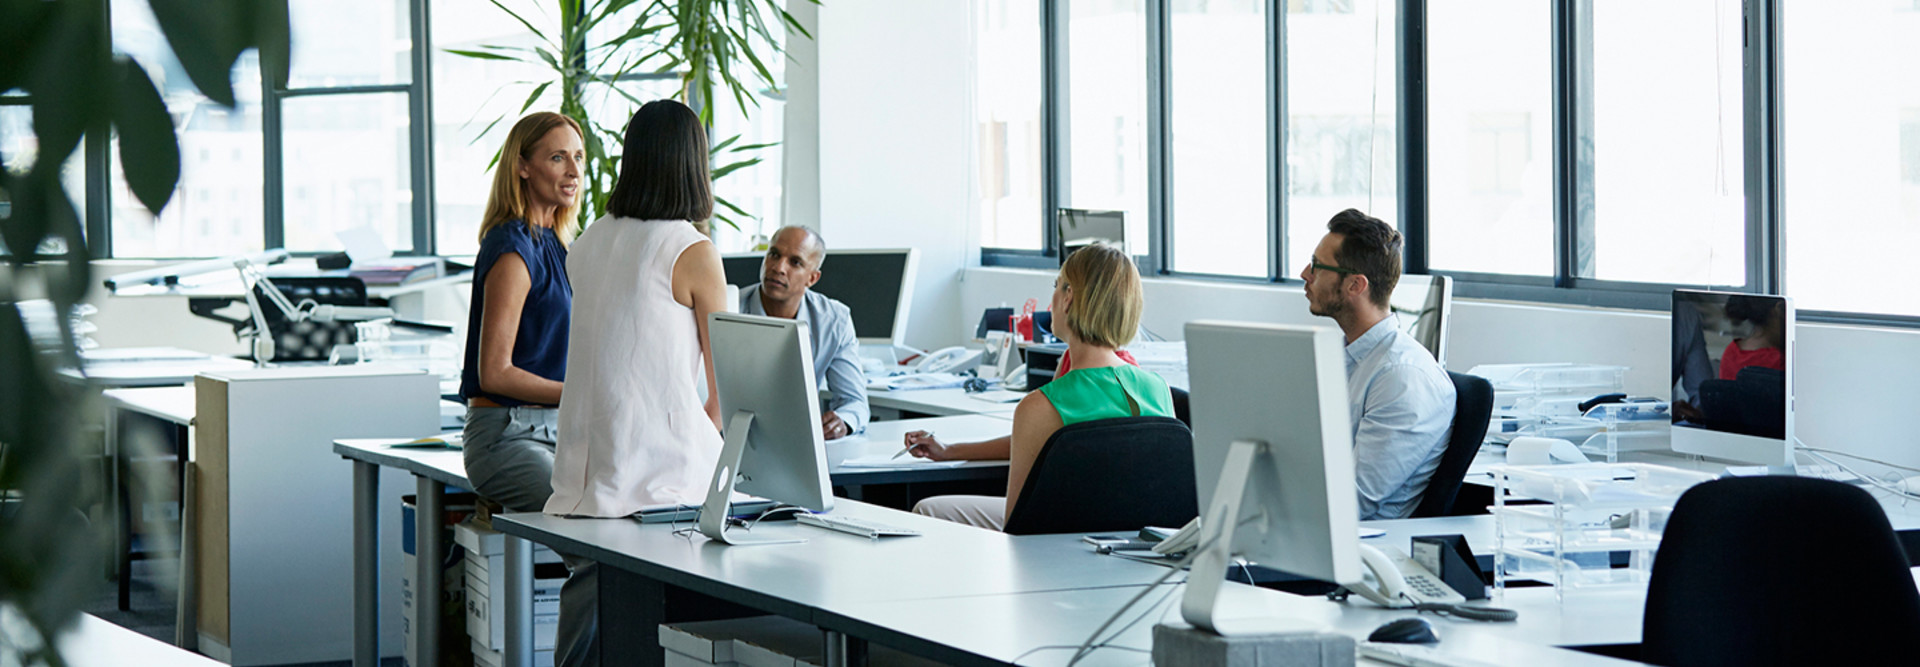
[460,111,581,510]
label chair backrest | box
[1411,372,1493,517]
[1169,386,1191,428]
[1001,416,1198,536]
[1642,476,1920,666]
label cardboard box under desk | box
[455,520,565,651]
[661,617,944,667]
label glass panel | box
[431,0,563,256]
[976,0,1044,251]
[110,0,265,257]
[1782,1,1920,316]
[1426,0,1552,276]
[1284,0,1397,273]
[281,93,412,253]
[1587,0,1744,285]
[1168,0,1266,277]
[1064,0,1148,257]
[286,0,411,88]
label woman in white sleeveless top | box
[544,99,728,667]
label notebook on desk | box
[633,498,778,524]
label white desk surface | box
[103,385,197,424]
[868,387,1021,418]
[819,581,1647,666]
[831,414,1012,468]
[65,355,255,388]
[1,609,224,667]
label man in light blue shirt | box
[740,226,870,439]
[1299,209,1457,520]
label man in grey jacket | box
[739,225,870,439]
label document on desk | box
[867,372,970,391]
[839,454,969,469]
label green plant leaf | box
[444,48,522,62]
[486,0,557,51]
[710,156,761,181]
[518,81,554,114]
[112,60,181,216]
[148,0,245,105]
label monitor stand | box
[698,411,805,546]
[1181,439,1324,636]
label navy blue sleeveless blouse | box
[460,221,571,407]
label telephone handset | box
[1349,543,1465,608]
[1150,517,1202,555]
[913,346,982,374]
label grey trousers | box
[911,495,1007,532]
[463,406,599,667]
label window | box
[1063,0,1148,257]
[1782,2,1920,317]
[1426,0,1551,277]
[287,0,411,88]
[1168,0,1267,277]
[430,0,561,256]
[109,0,266,258]
[1285,0,1396,273]
[974,0,1044,251]
[1584,0,1745,286]
[280,93,412,252]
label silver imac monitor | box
[1390,274,1452,367]
[699,312,836,545]
[1057,208,1127,264]
[1670,290,1794,466]
[721,248,918,347]
[1182,320,1363,635]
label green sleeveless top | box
[1037,364,1174,426]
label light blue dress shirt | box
[741,283,870,434]
[1345,315,1456,520]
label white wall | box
[815,0,975,349]
[960,266,1920,471]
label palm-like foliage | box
[0,1,290,663]
[449,0,817,231]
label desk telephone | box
[910,346,982,374]
[1148,518,1466,608]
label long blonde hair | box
[477,112,585,248]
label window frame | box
[982,0,1905,327]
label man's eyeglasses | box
[1309,261,1362,276]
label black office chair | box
[1001,416,1198,536]
[1169,386,1191,428]
[1410,372,1493,517]
[1641,476,1920,666]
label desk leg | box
[352,460,380,667]
[823,631,867,667]
[417,476,444,667]
[503,534,533,667]
[107,407,131,611]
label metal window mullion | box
[263,43,286,251]
[1146,0,1170,275]
[87,0,111,257]
[1398,0,1428,275]
[1043,0,1067,259]
[1745,0,1782,295]
[410,0,435,255]
[1550,0,1587,288]
[1268,0,1286,281]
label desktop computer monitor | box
[698,312,836,545]
[1057,209,1127,264]
[722,248,918,347]
[1391,274,1452,367]
[1181,320,1363,634]
[1670,289,1794,466]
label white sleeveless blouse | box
[546,217,722,517]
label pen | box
[893,430,934,459]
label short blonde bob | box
[1056,243,1143,349]
[476,111,585,248]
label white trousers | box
[911,495,1007,532]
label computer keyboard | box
[1359,642,1503,667]
[794,513,922,538]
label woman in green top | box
[909,243,1173,530]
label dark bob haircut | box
[606,99,713,226]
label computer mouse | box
[1368,617,1439,644]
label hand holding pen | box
[897,430,950,460]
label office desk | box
[64,349,255,388]
[818,582,1645,667]
[492,505,1650,667]
[103,386,197,614]
[828,414,1012,496]
[868,387,1021,419]
[336,413,1014,667]
[1,609,227,667]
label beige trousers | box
[912,495,1007,532]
